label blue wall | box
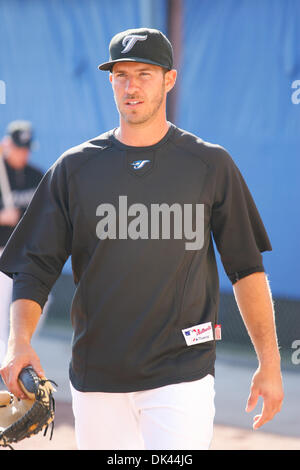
[0,0,299,299]
[0,0,167,170]
[176,0,300,298]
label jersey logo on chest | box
[131,159,150,170]
[126,151,155,177]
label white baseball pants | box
[0,247,12,366]
[70,374,215,450]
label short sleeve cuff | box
[228,265,265,285]
[12,272,50,309]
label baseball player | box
[0,121,43,366]
[0,28,283,450]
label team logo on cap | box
[19,130,31,144]
[121,34,148,54]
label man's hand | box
[0,340,45,399]
[233,273,284,430]
[246,364,284,430]
[0,207,21,226]
[0,299,43,398]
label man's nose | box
[125,76,139,93]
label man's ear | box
[165,69,177,93]
[109,73,113,84]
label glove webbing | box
[2,377,57,450]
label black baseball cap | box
[98,28,173,72]
[6,120,33,149]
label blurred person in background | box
[0,121,44,365]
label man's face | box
[3,138,30,169]
[109,62,169,125]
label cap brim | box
[98,57,170,71]
[11,140,34,149]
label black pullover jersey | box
[0,123,272,392]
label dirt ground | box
[1,400,299,451]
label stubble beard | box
[116,82,166,126]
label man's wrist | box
[257,351,281,370]
[8,335,32,348]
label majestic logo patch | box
[121,34,148,54]
[131,160,150,170]
[182,322,214,346]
